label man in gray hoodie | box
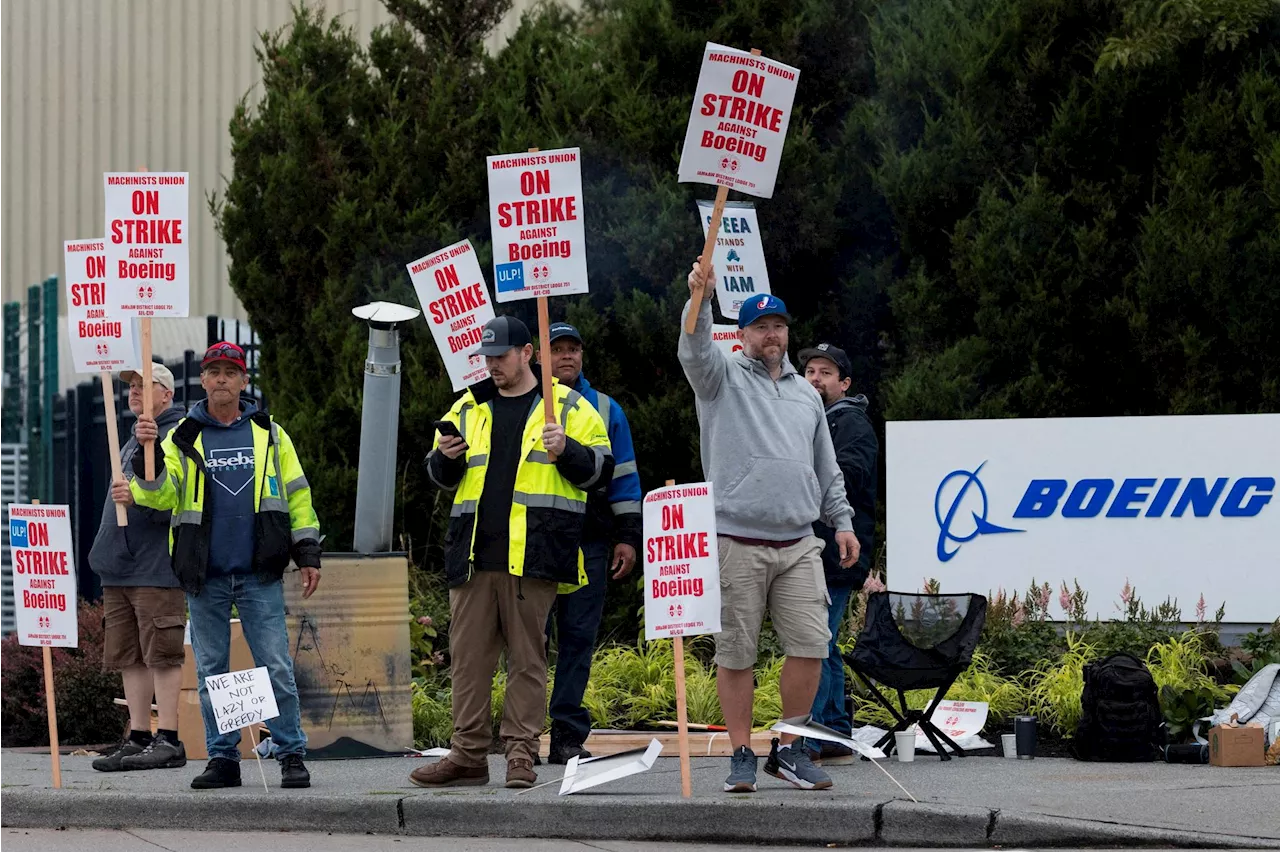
[88,363,187,772]
[679,258,859,794]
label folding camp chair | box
[843,591,987,760]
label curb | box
[3,787,1279,848]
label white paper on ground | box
[770,717,887,760]
[405,747,451,757]
[559,739,663,795]
[849,724,993,753]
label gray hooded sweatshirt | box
[678,299,854,541]
[88,405,184,587]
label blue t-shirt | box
[190,399,259,576]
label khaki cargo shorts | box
[102,586,187,670]
[713,535,831,670]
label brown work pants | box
[447,570,558,768]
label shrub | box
[411,678,453,748]
[1,600,124,747]
[1026,633,1100,737]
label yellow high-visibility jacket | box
[425,379,613,590]
[130,411,321,594]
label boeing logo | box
[934,463,1274,562]
[934,463,1022,563]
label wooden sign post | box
[530,148,559,458]
[677,44,799,328]
[101,374,129,526]
[666,480,694,799]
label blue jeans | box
[546,539,609,744]
[810,583,854,736]
[187,573,306,761]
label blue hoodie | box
[570,372,643,551]
[188,398,259,577]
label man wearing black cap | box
[543,322,643,764]
[797,342,878,763]
[414,315,613,790]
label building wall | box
[2,0,555,320]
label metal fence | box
[1,443,29,634]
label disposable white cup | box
[895,731,916,762]
[1002,733,1018,759]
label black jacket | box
[813,394,878,588]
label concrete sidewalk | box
[2,749,1278,847]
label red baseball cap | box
[202,341,247,371]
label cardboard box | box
[1208,724,1265,767]
[179,618,259,760]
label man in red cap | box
[120,341,322,791]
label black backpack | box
[1073,652,1164,761]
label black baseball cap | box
[548,322,583,345]
[475,315,532,356]
[798,343,853,379]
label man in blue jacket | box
[543,322,643,764]
[798,343,878,764]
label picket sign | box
[206,666,280,792]
[679,44,799,331]
[65,239,141,526]
[406,239,496,390]
[696,201,771,321]
[12,499,76,787]
[643,479,723,798]
[104,165,190,480]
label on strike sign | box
[103,172,190,317]
[678,44,800,199]
[65,239,141,374]
[643,483,720,640]
[697,200,771,319]
[408,239,496,390]
[8,504,78,648]
[486,148,589,302]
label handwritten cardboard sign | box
[408,239,496,390]
[8,504,77,648]
[678,44,800,198]
[697,200,771,319]
[486,148,589,302]
[103,172,190,317]
[205,667,280,735]
[643,483,721,640]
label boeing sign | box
[936,466,1273,562]
[890,415,1280,623]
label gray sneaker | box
[120,733,187,770]
[92,739,146,772]
[724,745,758,792]
[766,740,833,790]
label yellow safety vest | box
[428,379,611,591]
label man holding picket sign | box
[89,363,188,772]
[675,43,861,793]
[413,315,613,789]
[121,342,321,790]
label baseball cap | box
[475,315,532,356]
[798,343,853,379]
[548,322,583,345]
[202,341,247,371]
[736,294,791,329]
[120,362,175,392]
